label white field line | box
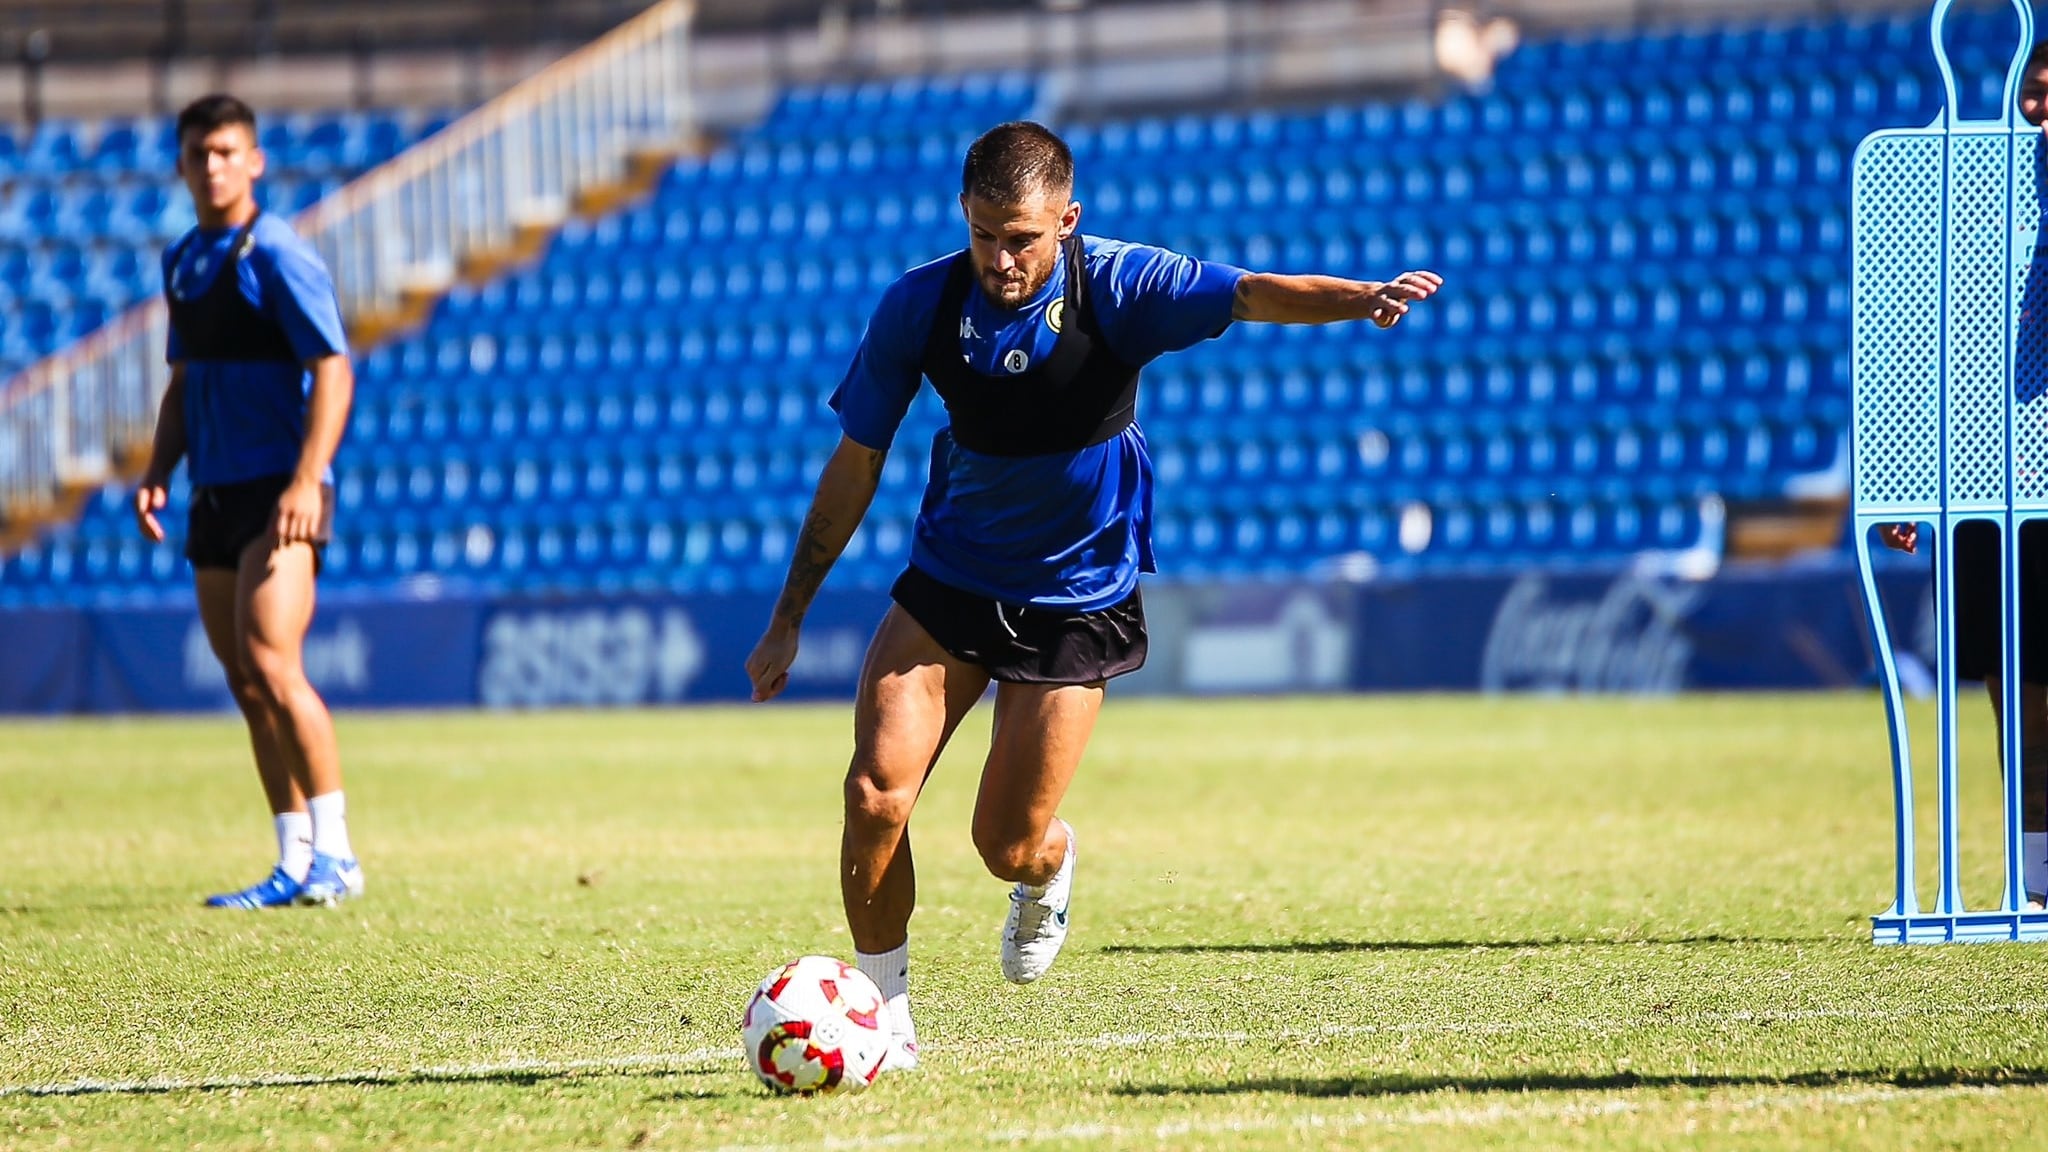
[706,1084,2030,1152]
[7,1000,2047,1100]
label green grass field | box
[4,694,2047,1150]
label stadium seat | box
[0,106,447,382]
[26,13,1943,599]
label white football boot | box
[875,991,919,1073]
[880,1035,921,1073]
[1000,820,1075,985]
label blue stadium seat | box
[0,105,444,383]
[24,23,1901,597]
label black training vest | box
[917,234,1142,457]
[164,214,301,364]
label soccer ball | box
[740,955,892,1094]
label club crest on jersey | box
[173,254,211,299]
[1003,349,1030,374]
[1046,298,1065,333]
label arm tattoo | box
[773,446,886,627]
[775,505,835,627]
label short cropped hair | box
[2032,40,2048,71]
[176,94,258,145]
[961,121,1074,205]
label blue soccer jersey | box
[832,235,1247,609]
[163,212,349,487]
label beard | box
[979,262,1055,310]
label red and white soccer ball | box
[741,955,892,1095]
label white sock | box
[1019,827,1073,899]
[2025,832,2047,899]
[275,812,314,881]
[857,943,915,1047]
[308,791,354,860]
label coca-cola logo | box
[1479,573,1703,694]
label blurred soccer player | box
[746,120,1440,1068]
[1879,42,2048,910]
[134,94,363,908]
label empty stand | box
[7,8,1970,605]
[0,109,453,381]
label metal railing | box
[0,0,695,523]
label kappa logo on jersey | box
[1046,298,1066,334]
[1003,349,1031,373]
[959,316,982,341]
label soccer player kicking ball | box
[134,95,363,908]
[745,121,1440,1070]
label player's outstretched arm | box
[274,354,353,546]
[746,435,889,702]
[1231,270,1443,329]
[134,363,189,543]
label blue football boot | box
[204,866,304,909]
[295,852,365,906]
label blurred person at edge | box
[1880,41,2048,910]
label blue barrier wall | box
[1,609,89,714]
[0,561,1936,713]
[0,588,895,714]
[1351,565,1931,693]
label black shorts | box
[889,564,1148,685]
[185,473,332,572]
[1952,519,2048,682]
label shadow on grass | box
[1114,1066,2048,1099]
[650,1086,756,1102]
[7,1063,728,1100]
[1,904,167,916]
[1100,934,1833,955]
